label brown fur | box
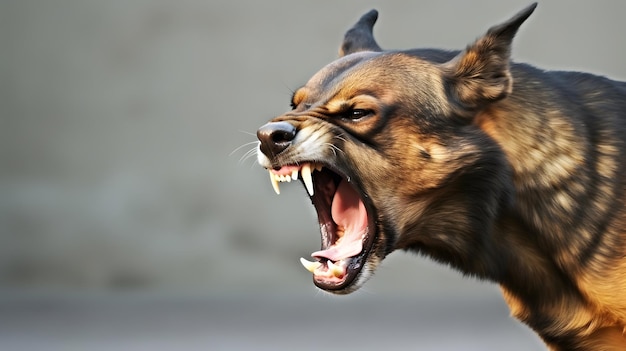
[256,4,626,349]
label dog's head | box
[256,4,536,294]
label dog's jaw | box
[258,143,384,293]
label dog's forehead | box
[297,51,447,113]
[304,51,380,94]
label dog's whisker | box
[333,134,348,143]
[324,143,344,157]
[229,141,260,157]
[238,147,260,165]
[238,130,257,137]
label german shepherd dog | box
[256,3,626,349]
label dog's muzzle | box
[256,119,378,293]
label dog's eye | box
[290,102,311,110]
[345,109,372,120]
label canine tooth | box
[300,257,321,273]
[269,170,280,195]
[328,261,343,278]
[302,163,314,196]
[291,169,298,181]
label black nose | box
[257,121,297,157]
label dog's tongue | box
[312,179,367,261]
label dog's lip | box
[267,161,378,292]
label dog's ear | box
[443,3,537,113]
[339,9,382,57]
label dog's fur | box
[256,4,626,349]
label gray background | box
[2,1,625,350]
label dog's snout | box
[257,121,297,157]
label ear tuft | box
[444,3,537,112]
[339,9,382,57]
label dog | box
[256,3,626,349]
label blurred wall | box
[1,0,625,295]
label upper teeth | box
[268,162,322,196]
[301,163,314,196]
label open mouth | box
[267,162,376,292]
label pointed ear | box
[443,3,537,112]
[339,9,382,57]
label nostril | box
[272,129,296,143]
[257,121,297,157]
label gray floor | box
[0,293,545,351]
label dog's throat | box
[312,179,367,262]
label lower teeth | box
[299,257,344,278]
[300,257,321,273]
